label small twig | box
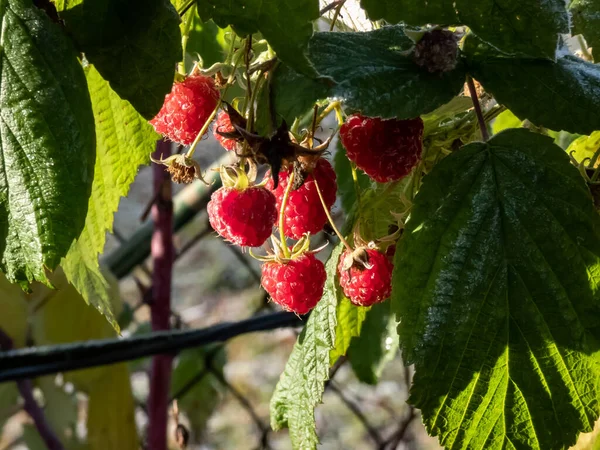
[208,363,270,448]
[328,381,384,447]
[325,355,347,390]
[170,347,222,401]
[171,400,189,449]
[328,0,346,31]
[0,330,64,450]
[466,76,489,141]
[171,368,209,402]
[320,0,345,16]
[381,408,416,449]
[224,244,262,284]
[175,225,214,259]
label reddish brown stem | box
[467,76,489,141]
[0,330,64,450]
[147,139,175,450]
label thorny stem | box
[314,178,353,252]
[0,330,64,450]
[279,170,295,259]
[328,0,346,31]
[466,76,489,141]
[148,139,175,450]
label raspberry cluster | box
[150,70,424,315]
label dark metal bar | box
[0,312,304,383]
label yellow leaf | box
[87,363,139,450]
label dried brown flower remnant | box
[414,29,460,73]
[151,154,205,184]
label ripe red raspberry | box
[150,75,219,146]
[261,253,326,314]
[208,186,277,247]
[213,110,237,151]
[340,114,424,183]
[265,158,337,240]
[338,248,393,307]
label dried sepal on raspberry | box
[149,74,220,146]
[234,120,334,189]
[253,235,328,315]
[338,241,393,307]
[151,154,206,184]
[207,162,277,248]
[213,103,248,152]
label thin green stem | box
[350,163,362,212]
[242,36,253,114]
[589,146,600,176]
[178,4,196,75]
[314,178,353,252]
[578,35,594,62]
[279,171,295,259]
[246,68,266,133]
[186,37,240,158]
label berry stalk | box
[278,170,295,258]
[350,163,362,212]
[313,177,353,252]
[186,36,241,158]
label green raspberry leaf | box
[393,128,600,449]
[61,66,158,330]
[464,35,600,135]
[270,243,342,447]
[360,0,569,60]
[330,297,368,363]
[269,26,466,125]
[0,0,95,287]
[196,0,320,77]
[54,0,181,119]
[347,301,397,385]
[570,0,600,56]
